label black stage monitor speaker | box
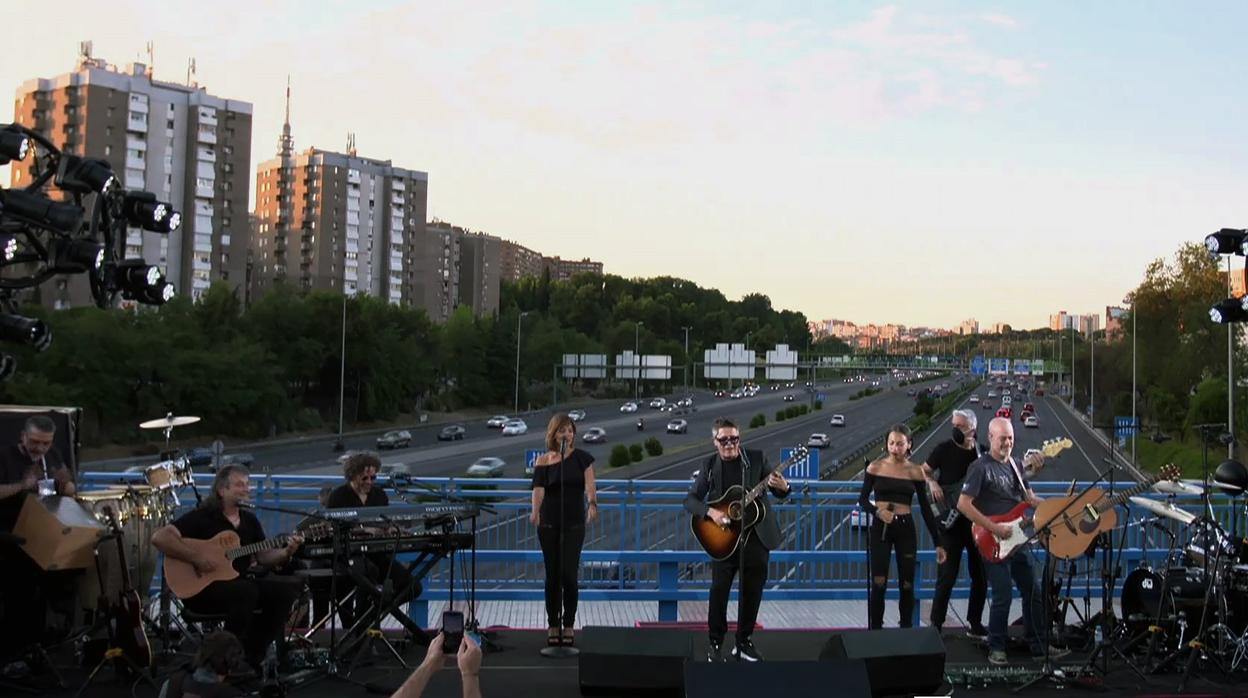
[684,660,871,698]
[579,626,693,696]
[820,626,945,697]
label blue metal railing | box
[80,473,1237,623]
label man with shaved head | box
[957,417,1065,665]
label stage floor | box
[12,628,1245,697]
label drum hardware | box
[137,413,201,452]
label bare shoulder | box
[865,459,883,475]
[903,462,927,480]
[534,452,558,467]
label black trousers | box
[0,548,46,659]
[709,534,769,644]
[537,525,585,629]
[868,514,917,629]
[930,515,987,630]
[183,573,302,665]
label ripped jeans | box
[868,513,918,629]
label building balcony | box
[127,114,148,133]
[197,126,216,144]
[197,108,217,126]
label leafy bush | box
[776,410,787,422]
[609,445,631,468]
[750,414,766,428]
[644,437,663,456]
[629,443,644,462]
[798,404,809,416]
[815,400,823,410]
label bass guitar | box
[690,446,807,561]
[930,438,1072,530]
[164,522,332,599]
[1037,463,1180,559]
[102,505,151,668]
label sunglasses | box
[715,436,741,445]
[358,474,377,481]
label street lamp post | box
[334,292,347,452]
[514,311,529,413]
[681,326,692,397]
[1126,296,1137,464]
[634,321,644,402]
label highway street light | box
[634,321,643,401]
[514,311,529,413]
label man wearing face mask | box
[920,409,988,639]
[684,418,790,663]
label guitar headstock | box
[298,521,334,541]
[1041,437,1073,458]
[1157,463,1181,483]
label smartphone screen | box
[442,611,464,652]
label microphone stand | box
[738,447,751,649]
[541,438,579,658]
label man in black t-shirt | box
[920,409,986,638]
[151,465,303,668]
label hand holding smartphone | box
[442,611,464,653]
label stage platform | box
[13,626,1243,698]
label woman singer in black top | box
[858,424,945,629]
[530,413,598,647]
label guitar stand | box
[0,642,66,695]
[73,646,158,698]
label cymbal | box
[139,414,201,429]
[1152,480,1203,496]
[1129,496,1196,525]
[1214,479,1244,493]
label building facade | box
[10,48,252,305]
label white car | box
[1002,396,1012,406]
[568,409,587,422]
[970,395,980,403]
[987,391,998,398]
[666,419,688,434]
[807,433,830,449]
[582,427,608,444]
[676,397,693,408]
[649,397,667,409]
[830,414,846,427]
[466,457,506,477]
[501,419,528,436]
[619,402,638,413]
[1024,415,1039,428]
[486,415,510,428]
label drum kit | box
[1118,461,1248,674]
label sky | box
[2,1,1245,330]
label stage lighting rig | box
[1205,228,1248,256]
[51,238,104,273]
[122,192,180,233]
[0,312,51,352]
[1209,298,1248,324]
[0,126,29,165]
[0,187,84,233]
[54,154,117,195]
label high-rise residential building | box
[1229,268,1246,299]
[958,318,979,335]
[544,256,603,281]
[456,231,501,316]
[10,45,252,305]
[1049,311,1069,332]
[1105,305,1128,340]
[498,239,545,282]
[1077,313,1100,338]
[250,92,428,304]
[411,221,462,323]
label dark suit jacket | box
[683,448,790,551]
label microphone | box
[559,437,568,454]
[239,500,256,509]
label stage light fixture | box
[0,353,14,381]
[0,126,29,165]
[122,192,179,232]
[1205,228,1248,256]
[1209,298,1248,324]
[53,238,104,273]
[0,313,51,351]
[0,188,83,233]
[55,155,117,195]
[134,279,175,305]
[0,235,17,261]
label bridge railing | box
[80,473,1231,622]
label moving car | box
[376,430,412,449]
[830,414,846,427]
[486,415,510,428]
[582,427,608,444]
[1022,403,1035,414]
[380,462,414,478]
[987,391,998,398]
[501,419,528,436]
[807,433,830,449]
[568,409,587,422]
[1024,415,1039,428]
[969,395,980,403]
[676,397,694,408]
[996,407,1012,420]
[649,398,667,409]
[666,419,688,434]
[466,457,506,477]
[437,424,466,441]
[713,390,726,398]
[783,394,795,402]
[619,402,638,413]
[981,401,993,410]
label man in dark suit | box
[684,417,790,662]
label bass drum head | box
[1121,568,1168,628]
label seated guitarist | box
[683,418,789,663]
[151,465,303,670]
[956,417,1064,666]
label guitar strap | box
[1006,456,1029,500]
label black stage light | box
[1205,228,1248,256]
[0,126,30,165]
[0,353,14,381]
[52,238,104,273]
[0,234,17,262]
[134,279,175,305]
[0,188,84,232]
[1209,298,1248,324]
[113,258,161,295]
[55,155,117,194]
[0,313,51,351]
[123,192,180,232]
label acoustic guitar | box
[1036,463,1180,559]
[966,438,1074,564]
[690,446,808,561]
[928,438,1073,530]
[164,522,331,599]
[102,506,151,668]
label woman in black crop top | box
[858,424,945,629]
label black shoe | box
[731,639,762,662]
[967,624,989,641]
[707,639,724,663]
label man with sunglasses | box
[684,418,790,662]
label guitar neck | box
[228,535,287,560]
[1100,476,1160,512]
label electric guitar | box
[690,446,807,561]
[1037,463,1181,559]
[102,506,152,668]
[930,438,1072,530]
[164,522,332,599]
[968,439,1076,563]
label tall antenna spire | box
[278,75,294,158]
